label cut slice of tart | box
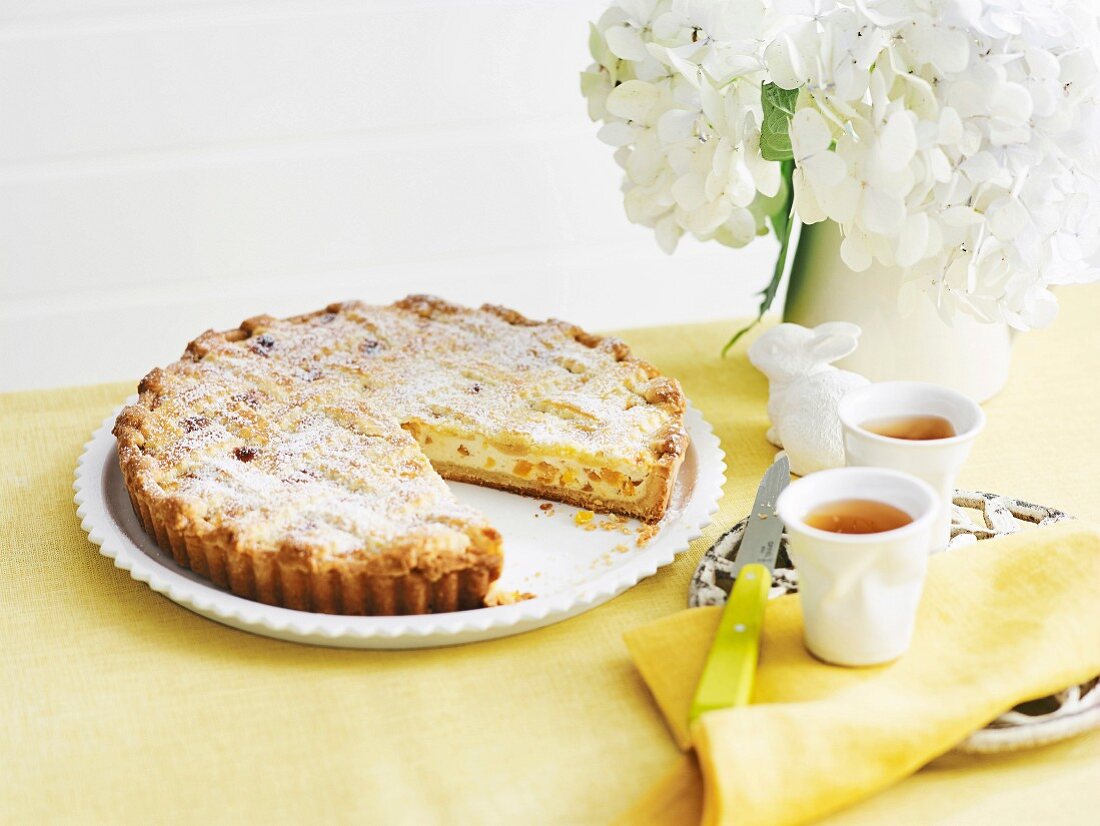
[379,296,688,522]
[113,295,689,615]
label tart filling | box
[405,424,662,509]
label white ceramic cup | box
[776,467,939,667]
[838,381,986,552]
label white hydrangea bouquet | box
[582,0,1100,349]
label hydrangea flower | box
[582,0,1100,331]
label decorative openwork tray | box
[689,489,1100,754]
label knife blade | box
[689,454,790,723]
[730,453,789,578]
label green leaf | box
[722,159,796,357]
[720,83,801,355]
[759,82,799,162]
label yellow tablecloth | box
[3,286,1100,825]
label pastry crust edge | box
[112,295,688,615]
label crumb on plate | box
[484,589,537,607]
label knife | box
[689,454,790,722]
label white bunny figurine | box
[748,322,869,476]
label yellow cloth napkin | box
[620,521,1100,826]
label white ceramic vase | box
[783,221,1012,403]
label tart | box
[113,295,689,615]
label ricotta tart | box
[113,296,689,615]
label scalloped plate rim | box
[75,397,725,648]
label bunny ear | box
[813,322,862,341]
[809,323,861,363]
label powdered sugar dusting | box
[122,298,683,558]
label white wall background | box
[0,0,778,391]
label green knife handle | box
[689,563,772,724]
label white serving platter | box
[75,398,725,649]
